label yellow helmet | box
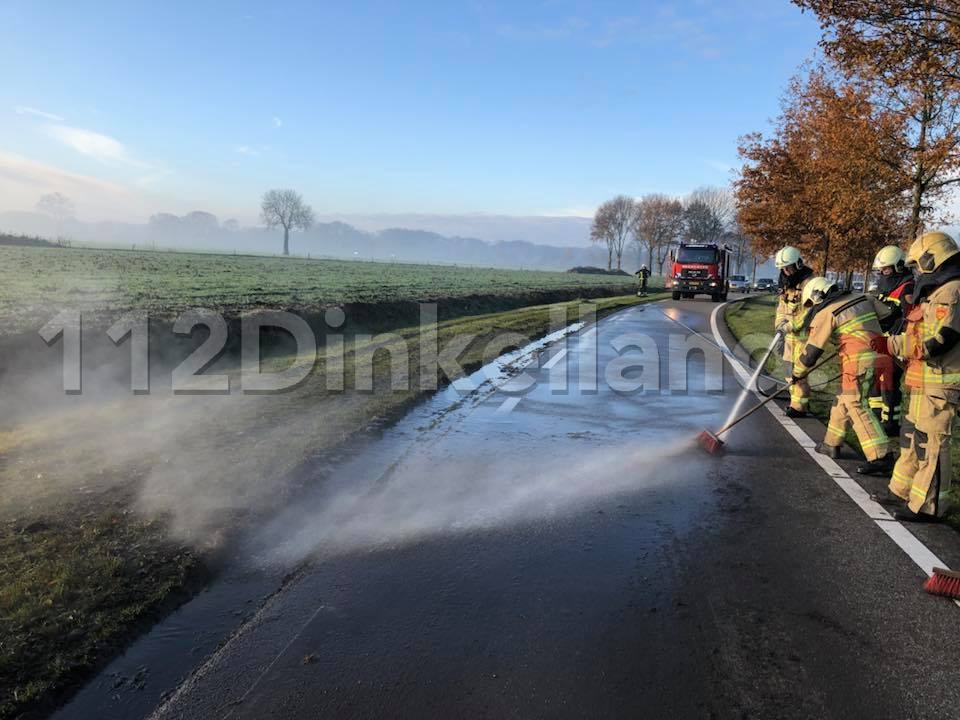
[801,276,836,307]
[775,245,803,269]
[872,245,905,271]
[906,231,959,273]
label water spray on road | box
[251,435,701,568]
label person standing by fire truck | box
[775,246,814,418]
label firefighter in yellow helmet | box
[774,246,814,417]
[793,276,894,472]
[870,230,960,521]
[866,245,915,441]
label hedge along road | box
[58,298,960,720]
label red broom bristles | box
[923,568,960,599]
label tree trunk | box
[909,97,931,241]
[283,226,290,256]
[820,236,830,276]
[647,245,653,269]
[909,176,924,241]
[607,245,612,271]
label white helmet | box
[907,231,960,274]
[775,246,803,270]
[872,245,906,271]
[801,276,836,307]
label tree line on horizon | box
[735,0,960,278]
[589,186,765,277]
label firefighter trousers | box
[783,333,810,411]
[868,361,903,435]
[890,390,957,517]
[822,371,890,461]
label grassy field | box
[0,245,644,334]
[0,243,662,719]
[724,294,960,529]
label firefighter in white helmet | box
[774,246,814,417]
[793,276,894,472]
[865,245,915,443]
[636,264,650,296]
[871,231,960,521]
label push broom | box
[697,350,837,455]
[923,568,960,600]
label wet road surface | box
[55,300,960,720]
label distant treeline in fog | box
[0,210,643,271]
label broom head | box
[696,429,725,455]
[923,567,960,599]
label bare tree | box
[590,195,637,271]
[683,186,734,245]
[633,194,685,273]
[688,186,735,229]
[36,192,75,239]
[720,222,751,273]
[260,189,314,255]
[655,237,678,275]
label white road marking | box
[542,348,567,370]
[708,303,958,605]
[495,396,522,414]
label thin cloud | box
[705,159,735,174]
[14,105,64,122]
[550,206,597,217]
[272,116,283,128]
[0,150,136,218]
[235,145,260,156]
[45,124,152,169]
[135,169,174,187]
[497,17,589,42]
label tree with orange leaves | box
[736,66,909,275]
[794,0,960,238]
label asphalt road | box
[59,299,960,720]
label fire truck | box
[665,242,732,302]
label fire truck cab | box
[665,242,732,302]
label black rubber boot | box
[785,407,808,419]
[869,489,901,506]
[893,507,940,523]
[856,453,894,476]
[815,442,840,459]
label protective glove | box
[869,334,891,355]
[775,320,789,336]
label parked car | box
[728,274,751,293]
[753,277,777,292]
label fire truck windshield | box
[676,247,718,264]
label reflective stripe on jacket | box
[891,278,960,391]
[799,294,890,391]
[775,277,811,336]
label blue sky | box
[0,0,821,224]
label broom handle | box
[713,350,838,438]
[749,330,783,391]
